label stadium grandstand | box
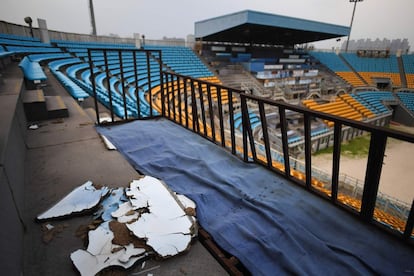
[1,9,413,276]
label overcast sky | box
[1,0,413,49]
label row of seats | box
[53,40,136,50]
[18,56,47,81]
[145,45,214,79]
[310,52,408,88]
[0,45,13,58]
[1,33,216,120]
[358,72,402,87]
[336,71,366,87]
[341,53,400,73]
[51,70,89,100]
[48,57,82,71]
[303,98,364,126]
[6,45,62,54]
[0,33,40,42]
[310,52,350,72]
[352,91,394,114]
[234,112,261,132]
[302,92,386,127]
[0,38,51,47]
[27,53,73,62]
[396,92,414,112]
[402,55,414,74]
[309,52,366,86]
[402,55,414,89]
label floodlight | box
[24,16,34,37]
[24,17,32,25]
[345,0,364,52]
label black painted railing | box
[90,49,414,244]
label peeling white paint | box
[95,188,127,222]
[70,222,147,276]
[111,201,140,223]
[125,176,195,257]
[100,134,116,150]
[71,247,146,276]
[37,181,109,220]
[176,194,196,210]
[41,176,197,274]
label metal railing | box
[90,49,414,244]
[161,72,414,243]
[88,48,163,124]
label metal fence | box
[91,49,414,244]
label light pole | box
[345,0,364,52]
[24,16,34,38]
[89,0,97,36]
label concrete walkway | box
[23,65,227,275]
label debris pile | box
[36,176,197,276]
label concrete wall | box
[0,78,27,275]
[0,20,187,47]
[393,105,414,126]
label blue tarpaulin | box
[97,118,414,276]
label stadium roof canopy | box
[195,10,350,46]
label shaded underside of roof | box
[195,10,350,45]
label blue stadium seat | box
[18,56,47,81]
[310,52,350,72]
[52,71,89,100]
[28,53,72,62]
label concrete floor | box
[23,66,227,275]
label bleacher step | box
[22,89,48,121]
[45,96,69,119]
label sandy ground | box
[312,136,414,205]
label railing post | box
[103,50,114,122]
[240,94,256,162]
[228,89,236,155]
[279,107,291,178]
[145,51,153,117]
[177,76,182,125]
[118,51,128,120]
[361,132,387,221]
[189,79,198,133]
[159,52,165,118]
[240,94,249,162]
[172,74,177,122]
[166,73,173,119]
[331,122,342,201]
[197,82,207,137]
[183,78,189,128]
[133,51,141,119]
[216,87,226,147]
[258,101,272,168]
[206,84,216,142]
[87,49,100,125]
[403,200,414,239]
[304,114,312,189]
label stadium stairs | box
[338,54,368,86]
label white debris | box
[126,176,195,257]
[70,222,147,276]
[37,181,109,220]
[95,188,127,221]
[111,201,140,223]
[38,176,197,275]
[28,124,39,130]
[100,134,117,150]
[45,223,54,230]
[176,194,196,210]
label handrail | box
[89,49,414,244]
[161,71,414,243]
[88,48,163,124]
